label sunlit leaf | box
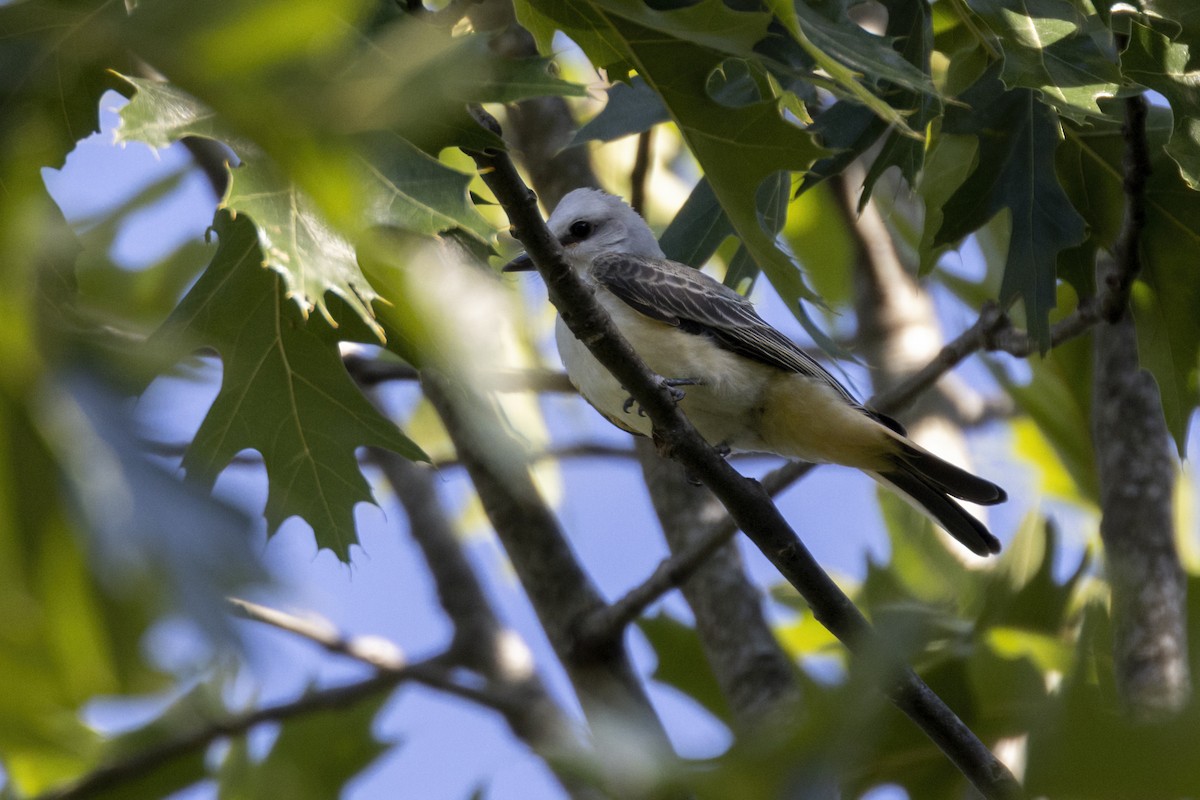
[969,0,1121,122]
[114,75,242,150]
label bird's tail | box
[868,440,1006,557]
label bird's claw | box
[622,377,702,417]
[660,376,701,404]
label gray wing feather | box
[589,253,861,407]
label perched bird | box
[505,188,1005,556]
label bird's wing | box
[590,252,870,412]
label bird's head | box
[504,188,663,273]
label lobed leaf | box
[936,66,1088,349]
[969,0,1121,123]
[151,212,426,560]
[1123,19,1200,189]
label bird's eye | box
[569,220,594,240]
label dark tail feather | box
[873,468,1002,557]
[892,441,1007,506]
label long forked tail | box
[869,441,1007,557]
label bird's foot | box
[621,376,702,417]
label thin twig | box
[1102,93,1150,322]
[583,462,816,639]
[229,597,407,670]
[630,129,653,217]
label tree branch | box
[464,108,1023,799]
[1090,92,1189,720]
[630,129,653,217]
[635,440,802,729]
[230,597,406,669]
[418,368,678,757]
[32,655,485,800]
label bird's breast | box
[555,293,775,448]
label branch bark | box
[1092,302,1190,719]
[418,369,678,760]
[464,110,1023,800]
[1090,93,1190,720]
[32,654,483,800]
[636,440,803,729]
[369,445,598,774]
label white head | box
[545,189,665,266]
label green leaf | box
[1060,111,1200,451]
[360,132,494,244]
[573,77,669,144]
[987,316,1098,503]
[936,66,1088,348]
[85,683,230,800]
[1123,19,1200,189]
[798,0,940,199]
[1027,607,1200,798]
[969,0,1120,122]
[114,75,242,150]
[116,79,495,334]
[0,0,128,172]
[917,129,979,276]
[521,0,825,314]
[658,178,733,267]
[223,159,383,336]
[0,389,174,796]
[218,690,390,800]
[638,614,732,724]
[768,0,937,133]
[151,212,426,560]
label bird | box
[505,188,1006,556]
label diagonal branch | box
[32,654,489,800]
[464,108,1023,800]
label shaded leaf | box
[218,690,390,800]
[0,0,128,172]
[937,66,1088,348]
[986,310,1099,503]
[1060,109,1200,451]
[1123,19,1200,189]
[658,178,734,268]
[360,132,494,244]
[573,76,669,144]
[638,614,732,724]
[519,0,825,317]
[150,212,426,560]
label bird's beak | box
[502,252,535,272]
